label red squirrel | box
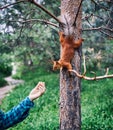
[53,32,84,71]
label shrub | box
[0,58,12,77]
[0,78,7,87]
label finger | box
[35,82,45,93]
[36,82,43,88]
[38,84,46,92]
[38,82,45,88]
[39,84,45,91]
[38,81,44,85]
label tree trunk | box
[60,0,82,130]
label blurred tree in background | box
[82,0,113,71]
[0,0,113,73]
[0,0,60,72]
[0,0,113,129]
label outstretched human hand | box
[29,82,46,101]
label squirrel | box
[53,32,84,71]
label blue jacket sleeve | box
[0,97,34,130]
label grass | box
[81,79,113,130]
[1,68,59,130]
[1,67,113,130]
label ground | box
[0,77,23,104]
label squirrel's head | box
[53,61,61,70]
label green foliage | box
[0,0,60,68]
[82,38,113,71]
[1,67,59,130]
[81,79,113,130]
[0,77,7,87]
[0,61,12,77]
[0,55,12,87]
[1,67,113,130]
[0,55,12,77]
[1,1,113,129]
[102,40,113,68]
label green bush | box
[0,61,12,76]
[0,78,7,87]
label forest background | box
[0,0,113,130]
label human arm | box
[0,97,34,129]
[0,81,46,129]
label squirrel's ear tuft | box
[59,32,65,37]
[81,38,84,42]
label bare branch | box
[83,26,113,37]
[17,23,25,40]
[69,53,113,80]
[100,30,113,38]
[24,19,59,28]
[82,14,93,20]
[105,68,109,75]
[0,0,27,10]
[9,19,59,28]
[0,0,62,25]
[69,69,113,80]
[101,26,113,32]
[82,14,104,21]
[83,11,113,37]
[91,0,113,13]
[83,26,101,31]
[28,0,62,24]
[83,54,86,75]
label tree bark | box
[60,0,82,130]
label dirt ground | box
[0,77,24,104]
